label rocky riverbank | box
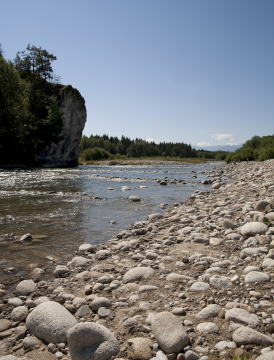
[0,160,274,360]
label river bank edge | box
[80,158,213,167]
[0,160,274,360]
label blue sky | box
[1,0,273,147]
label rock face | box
[37,85,86,167]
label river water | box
[0,163,225,286]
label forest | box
[225,135,274,163]
[0,44,63,166]
[79,134,274,163]
[79,134,228,161]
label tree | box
[0,57,30,164]
[14,44,57,82]
[0,44,65,166]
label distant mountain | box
[193,144,242,152]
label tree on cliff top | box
[14,45,64,157]
[14,44,57,83]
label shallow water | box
[0,163,223,286]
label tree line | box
[79,134,228,161]
[0,44,63,166]
[225,135,274,163]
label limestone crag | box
[37,85,86,167]
[1,160,274,360]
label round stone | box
[67,322,120,360]
[244,271,270,283]
[241,222,268,236]
[190,282,210,292]
[26,301,77,343]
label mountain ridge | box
[193,144,242,152]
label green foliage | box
[226,135,274,163]
[27,96,64,155]
[79,134,230,161]
[0,57,30,163]
[44,97,64,144]
[0,45,64,166]
[14,44,57,82]
[82,147,110,161]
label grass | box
[78,156,211,165]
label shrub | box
[82,147,110,161]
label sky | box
[1,0,273,147]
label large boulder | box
[26,301,77,343]
[67,322,120,360]
[36,85,86,167]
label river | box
[0,162,225,286]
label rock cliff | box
[37,85,86,167]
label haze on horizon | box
[1,0,273,148]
